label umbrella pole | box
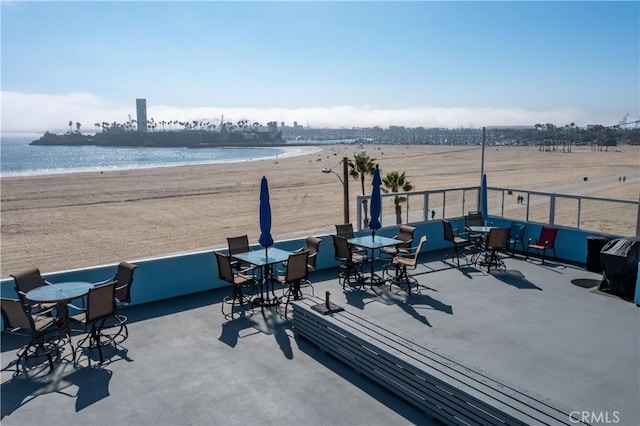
[264,246,270,304]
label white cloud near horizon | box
[1,91,618,136]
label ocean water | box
[0,136,322,176]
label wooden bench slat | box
[295,301,534,423]
[325,312,562,424]
[294,307,519,425]
[293,298,581,426]
[319,303,570,422]
[293,310,490,425]
[296,297,573,424]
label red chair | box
[526,226,558,265]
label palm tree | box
[349,153,376,227]
[382,171,414,224]
[568,122,575,152]
[545,123,557,151]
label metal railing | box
[356,187,640,237]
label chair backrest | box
[1,298,34,332]
[86,283,116,323]
[227,235,250,256]
[397,225,416,248]
[465,212,483,227]
[11,268,47,302]
[404,235,428,268]
[304,236,322,254]
[442,220,455,243]
[332,235,351,260]
[415,235,428,253]
[285,251,309,283]
[335,224,355,239]
[304,236,322,270]
[539,226,559,248]
[114,262,138,304]
[486,228,510,250]
[214,251,235,285]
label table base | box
[252,297,281,308]
[362,273,386,287]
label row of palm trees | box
[69,119,272,134]
[533,122,578,152]
[348,153,413,226]
[532,122,635,152]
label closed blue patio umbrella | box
[481,173,488,225]
[258,176,273,257]
[369,165,382,237]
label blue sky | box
[2,1,638,134]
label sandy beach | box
[1,144,639,277]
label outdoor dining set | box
[1,262,137,373]
[216,207,560,321]
[216,222,416,320]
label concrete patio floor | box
[2,251,638,426]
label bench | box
[292,297,585,426]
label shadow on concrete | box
[2,363,113,419]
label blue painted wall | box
[0,217,622,309]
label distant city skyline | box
[1,1,638,135]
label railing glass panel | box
[554,197,580,229]
[579,198,638,236]
[357,186,639,237]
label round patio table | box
[27,281,93,305]
[27,281,94,361]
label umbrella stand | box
[257,176,277,309]
[264,246,272,306]
[369,165,382,241]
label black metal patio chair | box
[1,298,60,373]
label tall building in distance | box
[136,98,148,133]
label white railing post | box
[355,195,362,231]
[424,192,429,221]
[636,193,640,236]
[577,198,582,229]
[462,189,466,214]
[443,192,447,218]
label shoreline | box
[0,145,323,178]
